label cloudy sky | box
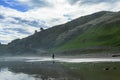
[0,0,120,44]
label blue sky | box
[0,0,120,44]
[0,0,29,12]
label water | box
[0,57,79,80]
[0,68,37,80]
[0,61,72,80]
[0,57,120,80]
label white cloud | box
[0,0,120,44]
[17,0,30,2]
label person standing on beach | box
[52,54,55,59]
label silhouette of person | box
[52,54,55,64]
[52,54,55,59]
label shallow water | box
[0,57,120,80]
[0,57,79,80]
[0,68,37,80]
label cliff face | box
[1,11,120,56]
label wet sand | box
[0,57,120,80]
[0,56,120,63]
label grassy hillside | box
[59,20,120,51]
[1,11,120,55]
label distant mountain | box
[1,11,120,56]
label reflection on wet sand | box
[0,61,79,80]
[0,57,120,80]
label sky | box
[0,0,120,44]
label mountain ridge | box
[0,11,120,56]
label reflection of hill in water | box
[0,61,79,80]
[0,60,120,80]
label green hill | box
[59,19,120,49]
[1,11,120,56]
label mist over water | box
[1,57,120,63]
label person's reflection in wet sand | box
[52,54,55,64]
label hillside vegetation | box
[0,11,120,56]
